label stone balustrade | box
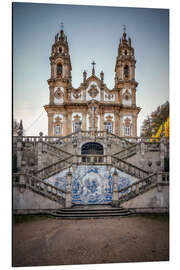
[113,143,138,160]
[118,172,169,203]
[111,156,149,179]
[42,141,71,158]
[13,173,66,203]
[35,156,73,180]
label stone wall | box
[13,186,63,214]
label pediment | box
[86,74,101,87]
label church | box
[13,25,169,216]
[44,27,141,138]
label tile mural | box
[45,166,138,205]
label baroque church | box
[44,27,141,137]
[13,25,169,215]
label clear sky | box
[13,2,169,136]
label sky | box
[13,2,169,136]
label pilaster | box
[82,112,87,131]
[114,112,119,136]
[48,113,54,136]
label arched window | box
[124,65,129,78]
[55,124,61,135]
[57,63,62,75]
[124,126,131,136]
[73,121,81,132]
[59,47,62,53]
[105,122,112,133]
[81,142,104,155]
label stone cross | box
[123,24,126,32]
[91,61,96,75]
[60,22,64,30]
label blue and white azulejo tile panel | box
[45,165,138,205]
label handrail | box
[112,155,149,174]
[113,142,139,159]
[35,155,74,180]
[118,172,169,202]
[42,141,71,156]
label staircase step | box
[48,206,133,219]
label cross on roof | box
[91,61,96,68]
[123,24,126,32]
[91,61,96,75]
[60,22,64,30]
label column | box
[65,172,72,208]
[48,113,54,136]
[112,170,119,207]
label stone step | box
[49,206,133,219]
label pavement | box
[13,214,169,267]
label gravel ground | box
[12,215,169,267]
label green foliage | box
[141,101,169,137]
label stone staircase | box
[49,205,133,219]
[35,152,149,182]
[119,172,169,203]
[113,143,139,160]
[13,173,66,206]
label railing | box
[13,173,66,203]
[111,156,149,179]
[113,143,139,160]
[118,172,169,203]
[14,130,136,148]
[42,141,71,158]
[35,153,149,181]
[119,173,157,202]
[74,155,112,165]
[35,155,74,180]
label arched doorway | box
[81,142,104,155]
[81,142,104,163]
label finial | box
[91,61,96,75]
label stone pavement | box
[13,215,169,267]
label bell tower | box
[115,26,136,83]
[114,26,140,137]
[48,25,72,105]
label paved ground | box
[13,215,169,267]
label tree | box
[141,101,169,137]
[13,119,25,136]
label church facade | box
[44,28,141,137]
